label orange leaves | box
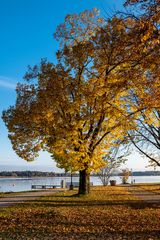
[54,8,104,47]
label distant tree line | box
[0,171,63,177]
[132,171,160,177]
[0,171,160,178]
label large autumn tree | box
[3,2,158,194]
[3,9,141,195]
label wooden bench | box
[31,184,60,189]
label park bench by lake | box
[31,182,93,189]
[31,184,60,189]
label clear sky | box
[0,0,152,172]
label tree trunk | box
[78,169,90,195]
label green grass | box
[0,185,160,239]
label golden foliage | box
[2,3,160,176]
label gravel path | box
[1,186,160,208]
[129,185,160,203]
[0,189,63,207]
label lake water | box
[0,176,160,193]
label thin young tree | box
[98,146,127,186]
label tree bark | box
[78,169,90,195]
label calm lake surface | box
[0,176,160,193]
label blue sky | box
[0,0,151,172]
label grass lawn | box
[0,185,160,240]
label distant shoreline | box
[0,170,160,178]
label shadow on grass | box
[18,197,160,210]
[1,187,160,210]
